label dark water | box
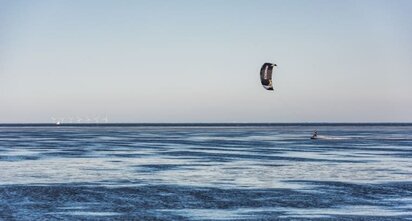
[0,124,411,220]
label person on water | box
[311,130,318,139]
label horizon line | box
[0,122,411,127]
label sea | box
[0,124,411,220]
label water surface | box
[0,124,411,220]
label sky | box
[0,0,411,123]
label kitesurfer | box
[311,130,318,139]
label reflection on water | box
[0,124,411,220]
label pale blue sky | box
[1,0,411,123]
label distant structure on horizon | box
[51,115,109,125]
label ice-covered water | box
[0,124,411,220]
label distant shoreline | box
[0,123,411,127]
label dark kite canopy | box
[260,63,276,90]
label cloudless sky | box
[1,0,411,123]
